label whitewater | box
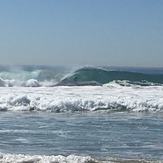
[0,65,163,163]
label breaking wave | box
[56,67,163,86]
[0,84,163,113]
[0,66,163,87]
[0,153,158,163]
[0,153,95,163]
[0,66,67,87]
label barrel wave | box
[0,66,163,87]
[56,67,163,86]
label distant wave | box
[0,66,163,87]
[56,67,163,86]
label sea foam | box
[0,83,163,112]
[0,153,160,163]
[0,153,95,163]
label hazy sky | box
[0,0,163,67]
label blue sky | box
[0,0,163,67]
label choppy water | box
[0,111,163,162]
[0,65,163,163]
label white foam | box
[0,78,58,87]
[0,153,95,163]
[0,84,163,112]
[0,153,158,163]
[23,79,40,87]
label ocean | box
[0,65,163,163]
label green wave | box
[57,67,163,86]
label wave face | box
[0,65,163,87]
[57,67,163,86]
